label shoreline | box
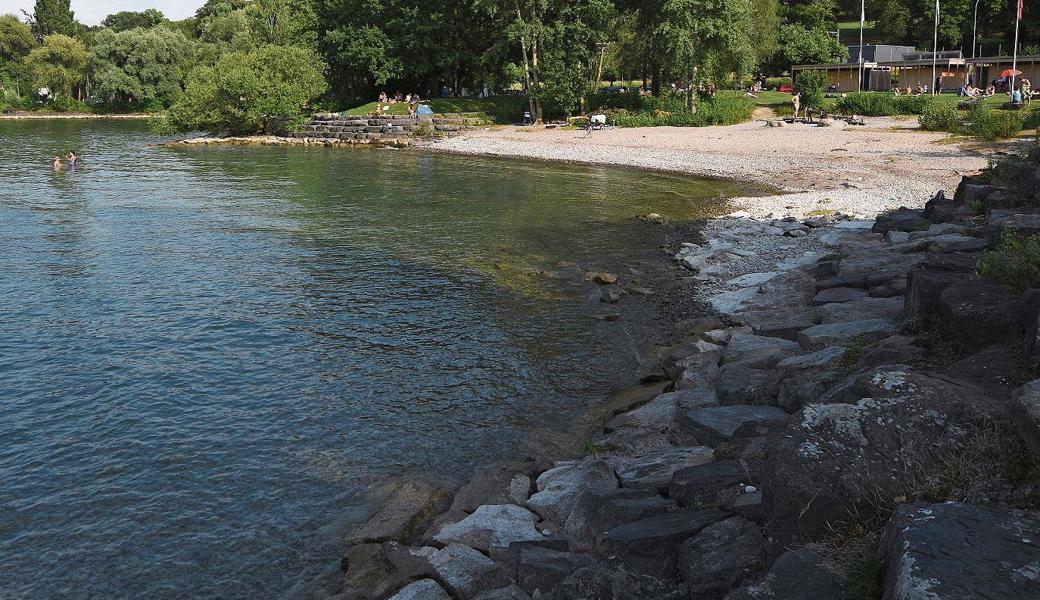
[0,112,152,120]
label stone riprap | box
[330,176,1040,600]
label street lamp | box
[931,0,940,95]
[972,0,982,59]
[858,0,866,91]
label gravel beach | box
[425,117,999,219]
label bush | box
[966,106,1025,140]
[47,94,91,113]
[607,94,754,128]
[893,94,933,115]
[835,92,894,116]
[978,231,1040,292]
[765,76,791,90]
[919,101,960,131]
[693,95,756,125]
[795,70,830,109]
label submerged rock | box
[344,479,451,546]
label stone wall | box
[287,113,485,144]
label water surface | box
[0,120,745,598]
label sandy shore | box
[425,117,1005,219]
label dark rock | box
[717,363,775,406]
[813,287,869,305]
[723,333,801,369]
[563,488,671,551]
[936,276,1022,352]
[598,510,729,577]
[527,460,618,525]
[677,406,789,446]
[668,461,751,509]
[988,207,1040,244]
[679,517,764,599]
[341,542,436,600]
[516,546,595,595]
[928,233,989,253]
[853,335,927,369]
[549,564,687,600]
[818,296,903,324]
[903,268,968,321]
[879,502,1040,600]
[452,462,534,513]
[723,549,841,600]
[872,207,927,233]
[613,446,715,490]
[388,579,452,600]
[430,544,510,599]
[674,356,722,391]
[345,479,452,546]
[765,367,1007,548]
[816,273,868,290]
[797,319,896,351]
[775,347,847,412]
[734,309,819,341]
[942,345,1018,396]
[603,393,676,434]
[924,189,971,223]
[1012,380,1040,459]
[472,585,531,600]
[433,504,543,552]
[814,260,841,278]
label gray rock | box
[885,231,910,244]
[549,564,688,600]
[675,356,722,391]
[936,276,1022,352]
[813,287,870,305]
[677,406,789,446]
[872,207,926,233]
[717,363,775,406]
[591,426,673,458]
[430,544,510,599]
[765,367,1007,548]
[679,517,764,598]
[599,510,729,577]
[342,542,437,600]
[879,502,1040,600]
[660,387,719,412]
[516,545,595,595]
[818,296,903,324]
[345,479,452,546]
[604,393,676,433]
[668,460,751,509]
[614,446,715,490]
[527,460,618,525]
[903,268,967,321]
[433,504,543,552]
[725,272,779,288]
[388,579,452,600]
[786,229,807,238]
[909,222,967,239]
[723,549,841,600]
[988,207,1040,244]
[724,333,801,369]
[734,309,819,341]
[852,335,927,370]
[472,585,531,600]
[928,233,989,253]
[942,345,1018,395]
[797,319,896,351]
[816,273,868,290]
[563,488,671,551]
[776,346,846,371]
[452,462,534,513]
[1012,380,1040,459]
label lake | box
[0,120,746,598]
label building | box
[793,45,970,92]
[968,55,1040,89]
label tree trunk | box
[516,4,537,122]
[531,36,543,122]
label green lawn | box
[343,96,527,124]
[837,20,881,45]
[717,89,793,109]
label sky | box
[0,1,205,26]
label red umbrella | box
[1000,68,1023,78]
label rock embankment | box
[326,173,1040,600]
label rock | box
[813,287,870,305]
[885,231,910,244]
[388,579,452,600]
[797,319,896,351]
[549,564,688,600]
[909,222,968,239]
[587,272,618,285]
[872,207,927,233]
[430,544,510,599]
[527,460,618,525]
[345,479,452,546]
[452,462,534,513]
[775,347,847,412]
[818,296,903,324]
[924,189,971,223]
[903,269,968,321]
[433,505,543,552]
[341,542,437,600]
[668,460,751,509]
[724,333,801,369]
[661,387,720,412]
[1012,380,1040,459]
[786,229,807,238]
[928,233,989,253]
[563,488,671,551]
[765,367,1007,547]
[603,393,676,433]
[723,549,841,600]
[816,273,868,290]
[717,363,775,406]
[516,545,595,595]
[599,510,729,577]
[987,207,1040,244]
[677,406,789,446]
[473,585,531,600]
[600,289,621,304]
[942,345,1018,396]
[613,446,715,490]
[879,502,1040,600]
[852,335,927,369]
[936,276,1022,352]
[679,517,764,598]
[710,271,816,316]
[725,272,779,288]
[592,426,672,458]
[674,355,721,391]
[734,309,819,341]
[776,346,846,371]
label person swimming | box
[53,156,62,170]
[66,151,77,167]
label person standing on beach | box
[792,92,801,121]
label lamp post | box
[972,0,982,58]
[931,0,940,95]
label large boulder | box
[676,406,789,446]
[987,207,1040,244]
[603,393,677,433]
[563,488,671,551]
[526,460,618,525]
[722,548,842,600]
[345,479,452,546]
[797,319,896,351]
[452,462,534,514]
[433,504,543,552]
[668,460,753,510]
[1012,380,1040,459]
[430,544,510,599]
[764,367,1007,548]
[549,564,687,600]
[598,509,730,577]
[936,276,1022,352]
[613,446,715,490]
[724,333,801,369]
[388,579,452,600]
[516,545,595,595]
[878,502,1040,600]
[717,363,776,406]
[872,207,927,233]
[734,309,819,341]
[678,516,765,599]
[818,296,903,324]
[341,542,437,600]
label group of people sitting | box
[957,84,998,98]
[375,91,424,116]
[892,85,930,96]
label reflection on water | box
[0,120,746,598]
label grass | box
[343,96,527,124]
[978,231,1040,293]
[837,21,881,45]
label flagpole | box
[859,0,866,91]
[1011,0,1021,92]
[932,0,940,95]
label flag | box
[1020,0,1025,21]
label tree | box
[771,24,849,71]
[101,9,166,32]
[0,14,36,62]
[90,27,194,107]
[162,44,327,134]
[795,68,829,109]
[245,0,316,47]
[22,0,76,41]
[24,33,87,97]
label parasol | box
[1000,68,1023,78]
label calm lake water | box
[0,120,746,599]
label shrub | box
[47,94,91,113]
[693,95,755,125]
[919,101,960,131]
[966,106,1025,140]
[892,94,933,115]
[978,231,1040,292]
[765,76,792,90]
[835,92,894,116]
[603,93,753,128]
[795,70,830,109]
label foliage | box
[161,44,327,135]
[918,101,960,131]
[892,94,932,115]
[772,24,848,69]
[835,92,894,115]
[23,34,86,97]
[100,9,166,32]
[604,92,754,127]
[795,69,829,109]
[23,0,76,40]
[765,76,792,89]
[978,231,1040,293]
[90,28,194,107]
[966,106,1025,140]
[0,14,36,62]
